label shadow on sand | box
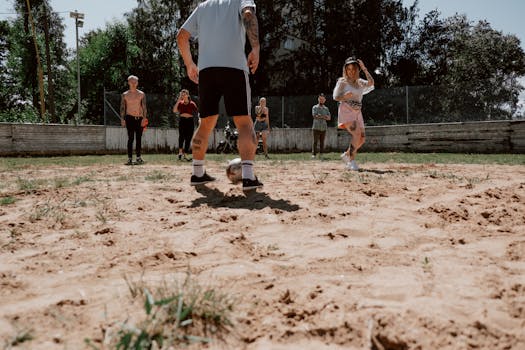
[190,186,301,212]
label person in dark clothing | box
[173,89,198,161]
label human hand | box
[121,119,126,127]
[247,48,259,74]
[186,62,199,84]
[357,59,366,71]
[343,91,353,99]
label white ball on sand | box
[226,158,242,184]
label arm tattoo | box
[242,7,259,49]
[192,138,202,151]
[364,70,374,85]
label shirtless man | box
[120,75,147,165]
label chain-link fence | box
[104,84,524,128]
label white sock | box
[192,159,205,177]
[241,160,256,180]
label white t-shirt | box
[332,78,374,103]
[181,0,256,72]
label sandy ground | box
[0,158,524,349]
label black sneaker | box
[136,157,144,165]
[190,172,216,186]
[242,177,264,191]
[125,158,133,165]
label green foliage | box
[385,10,525,121]
[1,0,71,123]
[255,0,412,94]
[77,22,140,124]
[0,106,41,123]
[125,0,182,96]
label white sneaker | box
[346,160,359,171]
[340,152,350,163]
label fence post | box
[281,96,285,128]
[103,87,107,126]
[405,85,409,124]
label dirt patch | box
[1,161,524,349]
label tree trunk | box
[43,6,56,122]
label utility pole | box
[70,10,84,122]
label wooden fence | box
[0,120,524,156]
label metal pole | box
[70,11,84,122]
[405,85,409,124]
[76,18,80,121]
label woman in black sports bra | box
[254,97,270,158]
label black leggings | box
[125,115,143,158]
[178,117,194,154]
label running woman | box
[333,57,374,171]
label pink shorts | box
[337,103,365,130]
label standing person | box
[333,57,374,171]
[173,89,198,161]
[254,97,270,158]
[177,0,263,191]
[311,93,331,158]
[120,75,148,165]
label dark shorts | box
[254,121,269,132]
[199,67,251,118]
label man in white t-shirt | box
[177,0,263,191]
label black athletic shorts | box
[199,67,251,118]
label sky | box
[0,0,524,52]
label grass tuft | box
[0,196,16,206]
[16,177,45,194]
[5,328,34,347]
[99,273,235,349]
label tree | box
[0,20,13,111]
[254,0,412,95]
[77,22,140,124]
[1,0,68,122]
[399,12,525,121]
[125,0,183,96]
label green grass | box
[0,152,523,171]
[86,274,235,349]
[0,196,16,205]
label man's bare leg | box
[190,115,218,184]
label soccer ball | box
[226,158,242,184]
